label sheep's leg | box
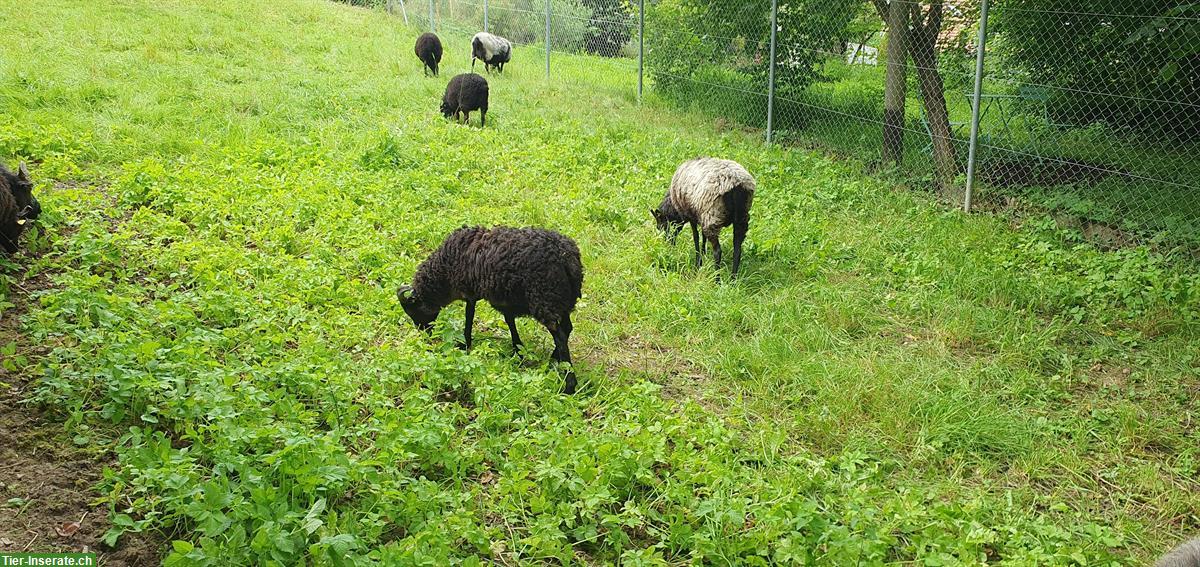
[706,230,722,269]
[504,313,523,355]
[549,315,576,394]
[462,300,476,350]
[481,109,486,128]
[731,220,747,279]
[690,223,701,268]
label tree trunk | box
[910,1,958,196]
[881,0,909,166]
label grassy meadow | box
[1,0,1199,564]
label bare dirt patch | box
[0,252,163,564]
[1084,363,1132,391]
[586,333,725,412]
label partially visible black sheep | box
[414,32,443,76]
[0,162,38,255]
[440,73,489,127]
[397,226,584,394]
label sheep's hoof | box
[563,372,577,395]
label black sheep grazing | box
[414,32,443,76]
[440,73,489,127]
[0,162,39,255]
[397,226,584,394]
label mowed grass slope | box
[1,0,1198,564]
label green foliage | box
[1128,3,1200,83]
[994,0,1200,138]
[1,0,1199,565]
[645,0,860,100]
[579,0,634,57]
[469,0,592,50]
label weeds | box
[0,0,1197,564]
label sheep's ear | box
[16,162,30,182]
[397,285,414,300]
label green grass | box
[654,56,1200,244]
[2,0,1200,564]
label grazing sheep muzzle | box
[398,285,438,333]
[650,207,684,245]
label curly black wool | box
[414,32,442,76]
[398,226,584,393]
[0,162,38,254]
[440,73,489,127]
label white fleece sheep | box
[652,157,756,277]
[471,32,512,73]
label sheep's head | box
[397,285,439,332]
[10,163,38,225]
[651,205,684,245]
[23,197,41,221]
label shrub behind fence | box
[378,0,1200,255]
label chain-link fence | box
[368,0,1199,254]
[970,1,1199,251]
[383,0,639,98]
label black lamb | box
[397,226,584,394]
[1,162,39,254]
[440,73,489,127]
[414,32,443,76]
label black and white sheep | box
[651,157,755,278]
[471,32,512,74]
[1156,537,1200,567]
[397,226,584,394]
[0,162,39,255]
[414,32,443,76]
[441,73,489,127]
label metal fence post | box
[483,0,488,32]
[964,0,991,213]
[428,0,435,32]
[545,0,552,80]
[637,0,644,102]
[766,0,778,145]
[388,0,409,24]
